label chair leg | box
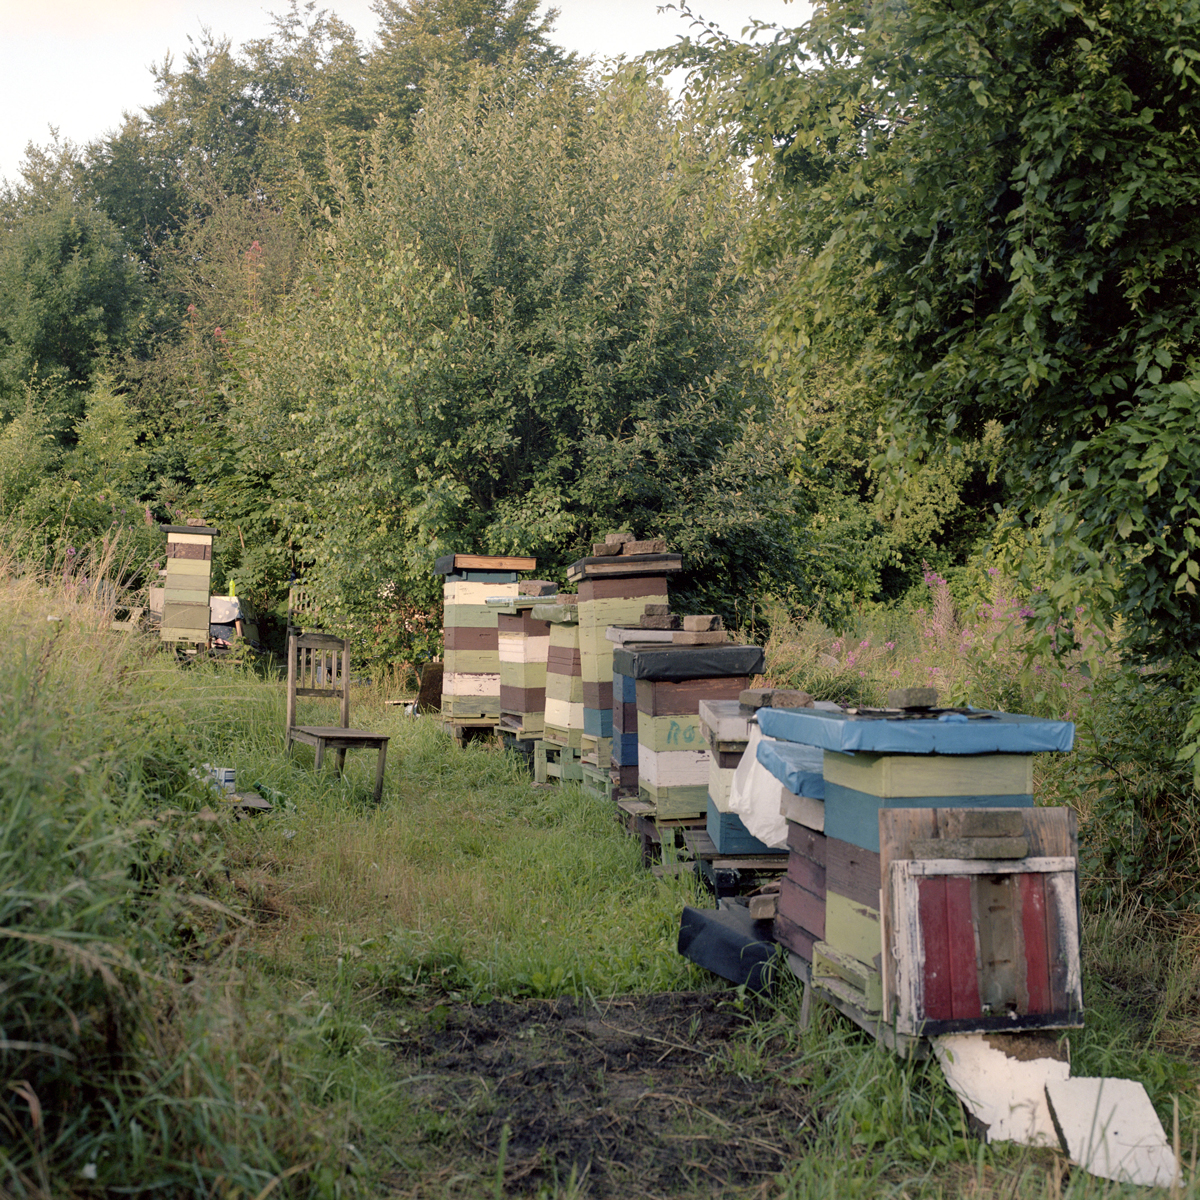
[314,739,324,770]
[374,745,387,804]
[335,747,347,774]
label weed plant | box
[0,552,355,1197]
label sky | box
[0,0,811,186]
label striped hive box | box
[441,576,519,718]
[160,524,216,644]
[535,601,583,749]
[493,600,552,737]
[698,699,784,855]
[577,576,668,742]
[612,643,765,820]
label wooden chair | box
[286,630,389,802]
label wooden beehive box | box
[160,524,217,645]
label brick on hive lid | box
[186,517,210,527]
[672,629,729,645]
[604,530,633,550]
[622,537,668,556]
[682,614,723,632]
[519,579,558,596]
[770,689,814,708]
[592,543,616,557]
[643,603,671,616]
[640,613,680,629]
[887,686,938,709]
[556,593,579,606]
[739,688,774,712]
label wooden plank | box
[787,850,826,896]
[779,875,825,940]
[635,676,749,717]
[164,531,214,546]
[823,750,1034,798]
[636,712,706,752]
[444,626,499,651]
[1019,872,1053,1015]
[165,541,212,560]
[918,877,954,1019]
[451,555,537,571]
[824,889,881,968]
[826,837,881,909]
[162,602,210,630]
[946,875,984,1019]
[787,820,827,865]
[774,909,818,962]
[163,558,211,577]
[576,575,670,602]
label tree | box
[0,199,144,431]
[362,0,576,133]
[669,0,1200,669]
[234,61,806,638]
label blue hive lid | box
[756,707,1074,755]
[755,739,827,797]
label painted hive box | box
[160,524,217,644]
[536,599,583,749]
[756,706,1079,1035]
[613,643,764,821]
[435,555,534,721]
[493,588,555,738]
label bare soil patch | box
[386,990,812,1198]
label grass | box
[4,554,1200,1197]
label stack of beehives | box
[568,533,682,789]
[536,594,582,748]
[159,522,218,646]
[493,580,557,740]
[437,554,535,724]
[757,689,1081,1034]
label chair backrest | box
[287,584,322,632]
[286,630,351,732]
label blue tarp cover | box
[755,739,826,797]
[757,707,1075,754]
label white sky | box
[0,0,811,186]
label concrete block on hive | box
[519,579,558,596]
[771,689,814,708]
[623,538,667,555]
[888,686,939,709]
[604,530,633,549]
[683,614,723,632]
[592,543,614,557]
[739,688,774,711]
[672,630,730,645]
[643,603,671,617]
[640,613,680,629]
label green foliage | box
[669,0,1200,669]
[237,61,806,646]
[0,201,143,429]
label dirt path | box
[384,990,812,1198]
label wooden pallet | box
[617,798,705,868]
[682,828,788,899]
[440,719,498,748]
[581,762,615,801]
[534,740,584,784]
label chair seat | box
[290,725,389,747]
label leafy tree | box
[362,0,576,133]
[234,62,805,642]
[669,0,1200,667]
[0,200,144,430]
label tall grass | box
[0,549,350,1197]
